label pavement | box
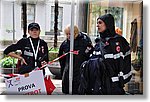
[51,78,64,95]
[0,77,6,95]
[0,83,5,94]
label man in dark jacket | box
[58,25,93,94]
[4,23,49,74]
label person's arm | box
[8,52,27,65]
[122,37,132,84]
[58,43,66,77]
[83,34,94,58]
[4,38,27,65]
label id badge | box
[24,50,33,57]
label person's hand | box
[19,57,27,65]
[41,61,47,68]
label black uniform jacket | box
[92,34,132,85]
[78,34,132,95]
[79,14,132,95]
[58,32,92,94]
[4,37,49,74]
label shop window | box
[89,3,123,37]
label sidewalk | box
[51,78,64,95]
[0,82,5,94]
[0,77,6,94]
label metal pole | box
[69,0,75,94]
[12,2,15,44]
[22,3,27,38]
[54,0,58,48]
[12,1,15,74]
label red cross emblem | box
[116,46,120,52]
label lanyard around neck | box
[29,38,40,67]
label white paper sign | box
[5,70,47,95]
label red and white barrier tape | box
[0,74,19,78]
[0,50,79,78]
[48,50,78,65]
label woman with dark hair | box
[79,14,132,95]
[93,14,132,94]
[4,23,49,74]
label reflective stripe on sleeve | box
[93,51,101,55]
[124,50,131,57]
[111,71,132,82]
[104,50,130,59]
[104,54,113,59]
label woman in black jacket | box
[93,14,131,94]
[79,14,132,95]
[4,23,49,74]
[58,25,93,94]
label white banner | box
[5,70,47,95]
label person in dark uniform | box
[90,14,131,94]
[58,25,93,94]
[4,23,49,74]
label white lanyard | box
[29,38,40,67]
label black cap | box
[28,23,40,30]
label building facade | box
[0,0,78,42]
